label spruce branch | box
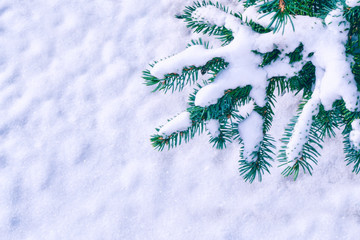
[278,99,343,180]
[288,61,316,95]
[235,77,282,182]
[143,57,228,93]
[187,85,252,122]
[286,42,304,64]
[345,6,360,55]
[313,104,341,139]
[279,0,286,13]
[144,0,360,182]
[247,19,272,34]
[187,38,211,49]
[258,0,295,33]
[209,120,233,149]
[343,132,360,174]
[253,77,285,134]
[238,134,275,183]
[278,98,322,180]
[177,0,239,45]
[252,48,282,67]
[151,121,205,151]
[334,100,360,173]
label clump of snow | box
[237,112,264,160]
[242,5,275,30]
[350,119,360,150]
[192,5,240,32]
[206,119,220,137]
[346,0,360,7]
[159,112,192,136]
[194,81,228,106]
[151,45,211,78]
[237,101,255,116]
[264,59,303,77]
[319,9,359,111]
[286,94,320,161]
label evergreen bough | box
[143,0,360,182]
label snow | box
[264,59,303,77]
[159,112,192,136]
[153,4,358,162]
[350,120,360,149]
[206,119,220,137]
[237,112,264,160]
[286,93,320,160]
[0,0,360,239]
[192,5,240,31]
[253,8,359,111]
[151,45,210,78]
[192,5,228,27]
[346,0,360,7]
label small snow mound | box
[159,112,192,136]
[192,5,239,32]
[192,5,227,26]
[206,119,220,137]
[350,120,360,150]
[286,96,320,160]
[238,112,263,161]
[150,45,210,79]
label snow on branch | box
[346,0,360,7]
[191,4,241,33]
[159,112,192,136]
[150,45,212,78]
[144,0,360,181]
[286,93,320,161]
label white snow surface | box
[346,0,360,7]
[0,0,360,239]
[350,120,360,149]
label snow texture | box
[0,0,360,239]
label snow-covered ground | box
[0,0,360,239]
